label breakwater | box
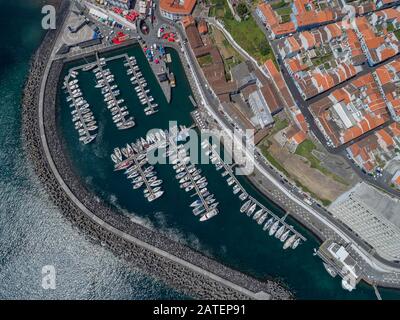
[21,0,292,300]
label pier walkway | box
[203,140,306,242]
[124,55,157,115]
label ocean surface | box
[1,0,400,300]
[0,0,185,299]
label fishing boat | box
[263,218,274,231]
[240,200,251,213]
[239,193,248,201]
[128,171,139,179]
[191,199,202,207]
[280,230,290,242]
[258,213,268,225]
[275,225,285,239]
[185,185,194,192]
[269,221,280,236]
[292,238,301,249]
[193,205,206,216]
[132,176,143,183]
[199,208,218,222]
[283,235,296,250]
[252,209,263,219]
[147,190,164,202]
[150,179,163,187]
[247,203,257,216]
[176,171,186,179]
[133,182,143,189]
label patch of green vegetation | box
[276,6,292,16]
[271,117,289,134]
[280,14,291,23]
[197,54,213,67]
[295,140,349,186]
[259,141,290,176]
[387,23,395,32]
[311,53,333,67]
[394,29,400,41]
[209,0,275,64]
[236,2,249,18]
[271,0,286,9]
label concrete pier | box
[20,0,292,300]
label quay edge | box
[20,0,292,300]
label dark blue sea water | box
[0,0,185,299]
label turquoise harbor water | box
[57,43,400,299]
[0,0,185,299]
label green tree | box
[236,2,248,18]
[259,41,271,56]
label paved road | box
[251,11,400,198]
[37,1,276,300]
[157,9,400,283]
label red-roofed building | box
[160,0,196,20]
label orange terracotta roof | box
[349,143,361,156]
[160,0,196,15]
[389,122,400,136]
[258,3,279,27]
[360,148,370,162]
[379,47,397,61]
[291,130,307,144]
[326,23,342,38]
[272,22,296,35]
[377,129,394,146]
[198,19,208,34]
[302,31,316,47]
[394,175,400,185]
[296,10,334,28]
[363,160,375,172]
[375,67,391,85]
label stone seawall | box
[21,0,292,300]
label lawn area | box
[395,29,400,41]
[275,6,292,16]
[295,140,349,185]
[259,138,332,206]
[197,54,213,67]
[271,116,289,134]
[311,53,333,67]
[208,0,275,64]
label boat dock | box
[191,110,207,130]
[168,126,219,221]
[140,42,172,104]
[124,55,158,116]
[110,133,166,202]
[202,140,306,245]
[129,150,160,202]
[63,71,97,144]
[94,53,135,130]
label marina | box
[111,138,165,202]
[167,126,219,222]
[63,71,98,144]
[55,44,395,299]
[93,54,135,130]
[124,55,159,116]
[201,139,306,248]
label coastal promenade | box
[159,8,400,288]
[21,0,292,300]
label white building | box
[329,182,400,262]
[248,89,274,129]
